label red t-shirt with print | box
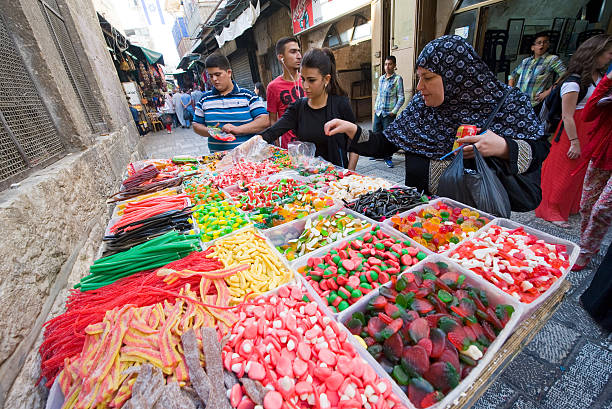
[266,75,305,148]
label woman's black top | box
[261,95,356,168]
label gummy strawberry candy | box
[438,348,460,372]
[408,377,435,409]
[401,345,430,378]
[412,299,435,314]
[408,318,430,344]
[383,332,404,363]
[424,361,460,393]
[430,328,446,358]
[366,316,386,338]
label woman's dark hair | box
[301,48,347,96]
[558,34,612,91]
[254,82,266,101]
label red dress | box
[536,108,595,221]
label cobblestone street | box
[142,126,612,409]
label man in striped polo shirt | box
[193,54,269,152]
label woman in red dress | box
[536,35,612,228]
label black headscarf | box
[384,35,543,159]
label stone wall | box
[253,7,293,87]
[0,0,142,407]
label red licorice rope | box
[121,164,159,190]
[110,195,189,233]
[38,250,223,387]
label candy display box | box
[448,218,579,316]
[384,197,494,255]
[264,205,377,266]
[337,254,523,409]
[294,223,428,318]
[201,226,300,299]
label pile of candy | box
[389,201,490,252]
[222,284,408,409]
[192,201,250,243]
[347,187,428,221]
[266,146,294,168]
[298,226,428,313]
[201,151,227,172]
[249,191,335,229]
[211,161,280,189]
[326,174,393,202]
[183,176,227,205]
[296,161,337,177]
[345,262,516,408]
[228,178,312,211]
[449,225,570,303]
[206,228,294,303]
[42,142,578,409]
[278,210,372,261]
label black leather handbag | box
[483,89,543,212]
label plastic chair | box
[147,112,164,132]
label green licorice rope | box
[76,231,200,291]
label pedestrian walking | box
[192,54,269,152]
[181,89,194,128]
[536,35,612,228]
[266,36,305,148]
[372,55,405,168]
[508,32,566,115]
[323,35,548,196]
[173,90,186,128]
[191,86,203,110]
[252,48,357,169]
[161,93,174,134]
[572,67,612,270]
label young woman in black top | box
[255,48,358,169]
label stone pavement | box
[141,126,612,408]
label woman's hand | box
[567,140,581,159]
[457,130,509,159]
[324,119,358,139]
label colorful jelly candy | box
[298,226,427,313]
[345,261,516,408]
[279,211,372,261]
[390,202,489,252]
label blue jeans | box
[373,114,393,160]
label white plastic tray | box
[383,197,494,256]
[264,205,378,266]
[447,218,579,317]
[293,223,426,318]
[336,254,524,409]
[202,226,300,299]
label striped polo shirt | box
[193,81,268,152]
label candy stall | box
[41,144,578,409]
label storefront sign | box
[123,82,142,106]
[291,0,370,35]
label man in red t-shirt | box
[266,36,305,148]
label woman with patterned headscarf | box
[325,35,549,196]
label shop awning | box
[128,44,165,66]
[177,54,202,70]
